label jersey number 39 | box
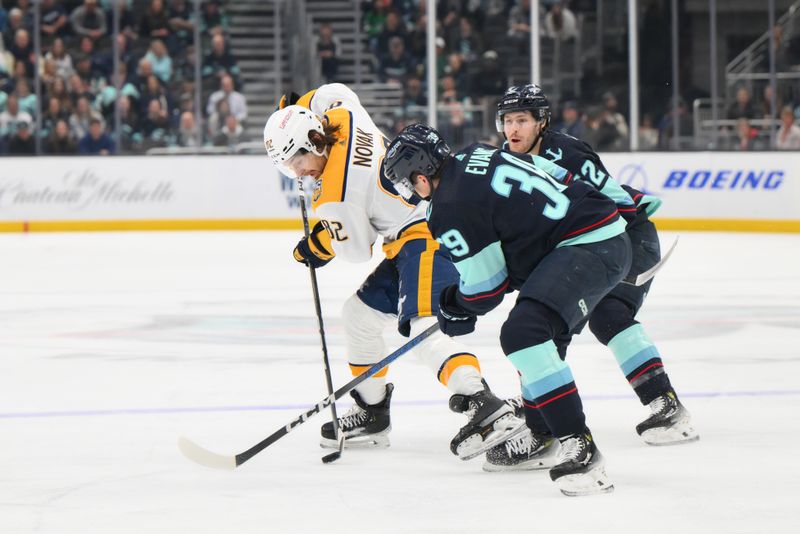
[491,152,570,220]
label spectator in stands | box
[472,50,506,98]
[46,118,77,154]
[79,117,115,155]
[732,117,763,151]
[8,28,34,78]
[70,0,107,42]
[376,9,408,58]
[638,113,659,150]
[316,23,341,83]
[67,72,93,104]
[206,73,246,122]
[2,9,25,51]
[0,94,33,140]
[117,94,142,152]
[8,116,34,154]
[41,95,70,139]
[175,110,199,147]
[402,75,426,109]
[582,105,621,151]
[168,0,195,52]
[452,17,483,63]
[362,0,389,54]
[213,113,243,149]
[759,84,781,119]
[207,97,229,139]
[727,86,756,120]
[202,33,240,88]
[14,78,36,116]
[69,95,102,139]
[140,0,171,42]
[657,98,692,149]
[201,0,229,36]
[47,76,72,113]
[139,73,170,116]
[443,53,470,98]
[40,0,68,43]
[438,75,470,147]
[140,98,170,147]
[145,39,172,83]
[508,0,538,54]
[554,100,585,139]
[15,0,34,30]
[775,105,800,150]
[45,37,74,79]
[407,12,427,58]
[601,91,629,144]
[40,58,60,90]
[544,1,578,42]
[101,0,139,42]
[378,36,416,84]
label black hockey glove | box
[293,222,335,268]
[437,285,477,336]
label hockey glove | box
[437,285,477,336]
[277,91,301,110]
[293,221,335,268]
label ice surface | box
[1,231,798,533]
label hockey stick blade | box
[178,324,439,470]
[622,236,679,287]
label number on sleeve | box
[437,229,470,257]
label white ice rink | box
[1,230,799,534]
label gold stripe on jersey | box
[296,89,317,109]
[381,221,434,259]
[416,238,438,317]
[438,353,481,386]
[349,362,389,378]
[312,108,353,210]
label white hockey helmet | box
[263,105,325,176]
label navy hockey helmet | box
[384,124,452,199]
[496,84,551,133]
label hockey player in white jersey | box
[263,83,524,459]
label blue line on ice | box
[2,389,799,419]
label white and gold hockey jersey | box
[290,84,432,263]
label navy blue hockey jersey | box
[427,143,627,316]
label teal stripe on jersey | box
[639,194,663,217]
[556,217,626,248]
[608,324,661,375]
[508,341,574,398]
[529,154,571,182]
[598,180,636,208]
[454,241,508,296]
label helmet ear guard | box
[384,124,451,199]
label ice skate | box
[483,429,559,472]
[636,390,699,446]
[320,384,393,449]
[549,429,614,497]
[505,394,525,418]
[449,388,527,461]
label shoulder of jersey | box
[312,108,354,209]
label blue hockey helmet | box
[384,124,452,199]
[496,84,551,133]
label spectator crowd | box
[0,0,248,155]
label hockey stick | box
[622,236,679,287]
[178,323,440,470]
[295,178,344,464]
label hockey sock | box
[608,324,673,405]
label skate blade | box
[482,442,560,472]
[458,416,528,461]
[320,429,391,450]
[641,422,699,446]
[556,467,615,497]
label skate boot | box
[483,429,560,472]
[549,429,614,497]
[449,388,527,461]
[320,383,393,449]
[636,389,699,446]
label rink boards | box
[0,151,798,233]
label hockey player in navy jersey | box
[490,84,698,471]
[384,124,631,496]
